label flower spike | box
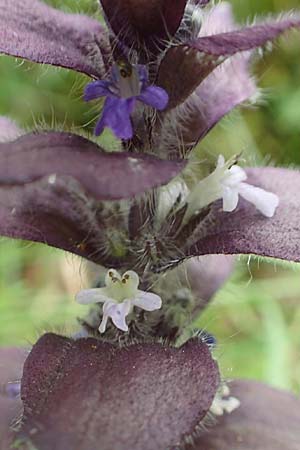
[76,269,162,333]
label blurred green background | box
[1,0,300,393]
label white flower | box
[76,269,162,334]
[210,384,241,417]
[185,155,279,220]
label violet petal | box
[157,15,300,109]
[137,86,169,110]
[0,348,28,450]
[137,65,149,88]
[0,0,110,78]
[100,0,188,53]
[195,380,300,450]
[95,97,136,139]
[19,333,219,450]
[0,132,186,200]
[84,80,113,101]
[187,168,300,263]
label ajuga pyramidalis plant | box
[1,1,300,449]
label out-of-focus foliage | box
[0,0,300,392]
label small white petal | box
[185,155,243,222]
[157,180,189,223]
[210,395,240,416]
[217,154,226,168]
[210,402,223,416]
[132,291,162,311]
[221,384,230,397]
[223,396,241,414]
[75,288,110,305]
[99,313,109,334]
[224,165,247,187]
[102,299,118,313]
[99,299,127,334]
[238,182,279,218]
[107,300,132,332]
[222,186,239,212]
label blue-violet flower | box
[84,61,169,140]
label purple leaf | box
[0,348,27,450]
[0,132,186,200]
[0,132,185,263]
[182,255,235,313]
[159,3,257,157]
[0,0,110,78]
[0,176,109,263]
[195,380,300,450]
[0,117,24,143]
[19,333,219,450]
[160,53,256,158]
[157,15,300,109]
[156,3,257,158]
[100,0,188,53]
[185,54,256,145]
[187,168,300,262]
